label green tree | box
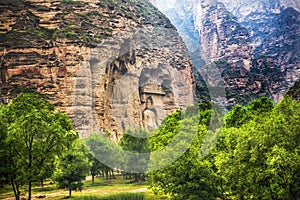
[119,128,150,182]
[88,154,102,185]
[149,110,181,151]
[224,96,274,128]
[216,97,300,199]
[36,158,56,188]
[54,138,91,197]
[85,133,120,181]
[4,93,76,200]
[149,104,222,200]
[0,104,9,187]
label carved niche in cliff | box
[138,64,174,131]
[142,96,158,130]
[72,28,193,139]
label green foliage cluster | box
[216,97,300,199]
[148,96,300,200]
[148,103,222,200]
[286,80,300,101]
[0,93,90,200]
[221,69,244,78]
[85,129,150,183]
[224,96,274,128]
[1,92,299,200]
[54,139,91,197]
[119,129,150,182]
[26,28,55,40]
[61,0,84,6]
[85,133,119,182]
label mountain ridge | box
[151,0,300,105]
[0,0,194,138]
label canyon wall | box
[0,0,194,138]
[152,0,300,105]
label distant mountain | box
[151,0,300,105]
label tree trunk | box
[69,181,72,197]
[11,178,20,200]
[28,141,33,200]
[112,170,115,179]
[41,179,44,188]
[220,178,226,200]
[92,175,95,185]
[28,181,32,200]
[105,170,108,181]
[10,160,20,200]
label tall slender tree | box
[3,93,77,200]
[0,105,9,187]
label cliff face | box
[151,0,300,105]
[218,0,300,21]
[0,0,194,138]
[220,0,300,100]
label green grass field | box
[0,175,169,200]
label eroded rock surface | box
[151,0,300,105]
[0,0,194,138]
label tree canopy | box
[0,93,77,200]
[119,128,150,182]
[54,138,91,197]
[149,103,222,200]
[216,97,300,199]
[85,133,120,180]
[0,92,299,200]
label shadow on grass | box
[73,192,145,200]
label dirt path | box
[130,188,147,193]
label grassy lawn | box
[0,175,169,200]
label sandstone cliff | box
[0,0,194,139]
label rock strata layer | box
[0,0,194,138]
[151,0,300,105]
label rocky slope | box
[0,0,194,139]
[286,79,300,101]
[151,0,300,105]
[219,0,300,21]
